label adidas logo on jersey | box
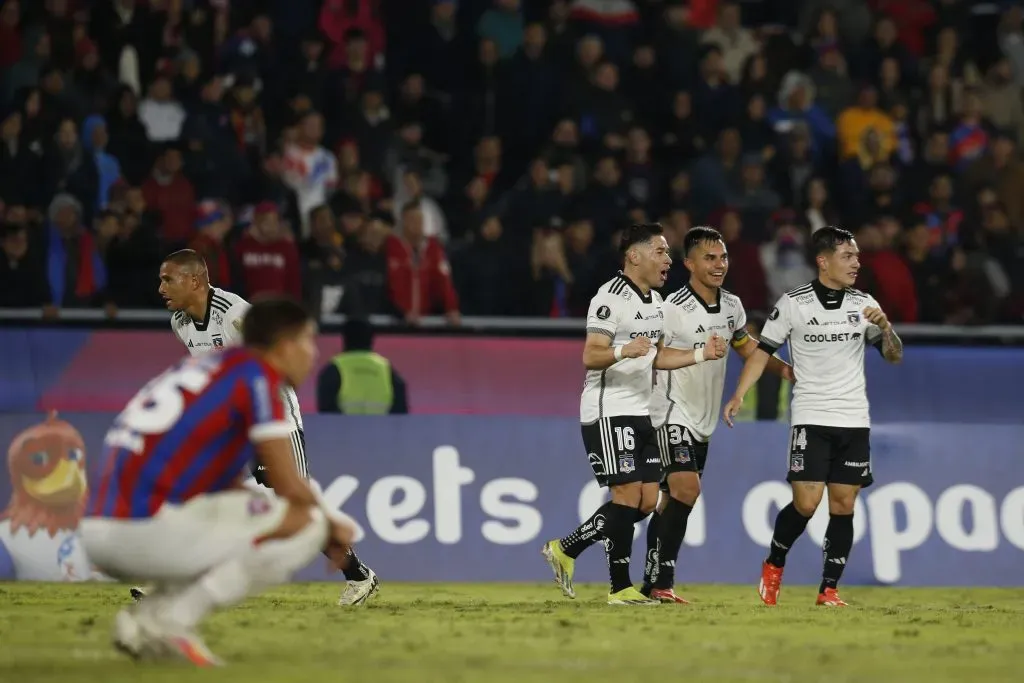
[635,312,644,320]
[807,318,820,325]
[695,325,705,334]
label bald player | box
[140,249,380,606]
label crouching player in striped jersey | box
[641,227,794,603]
[82,298,356,665]
[145,249,379,605]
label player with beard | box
[542,223,728,605]
[140,249,380,606]
[724,226,903,607]
[639,226,794,603]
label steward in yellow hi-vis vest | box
[316,319,408,415]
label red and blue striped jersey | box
[89,348,293,519]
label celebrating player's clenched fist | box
[704,333,728,360]
[622,335,653,358]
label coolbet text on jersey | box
[758,282,884,428]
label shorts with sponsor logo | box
[655,424,709,491]
[786,424,873,488]
[581,415,661,488]
[252,428,309,485]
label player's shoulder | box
[664,285,701,316]
[210,287,249,314]
[844,287,874,305]
[785,282,815,300]
[170,310,189,331]
[719,287,744,310]
[782,282,817,309]
[592,274,632,306]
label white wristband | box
[613,345,624,361]
[693,347,706,364]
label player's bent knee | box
[667,472,700,506]
[610,482,643,507]
[791,484,824,517]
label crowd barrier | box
[1,329,1023,423]
[2,414,1022,586]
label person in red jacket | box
[141,145,196,249]
[234,201,302,300]
[855,221,919,322]
[385,200,460,326]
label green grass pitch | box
[2,583,1023,682]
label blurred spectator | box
[0,221,48,307]
[837,85,896,164]
[80,115,122,213]
[281,111,337,238]
[808,46,855,120]
[344,210,392,317]
[453,215,523,316]
[948,90,991,173]
[736,153,781,242]
[477,0,524,61]
[386,200,459,325]
[319,1,385,71]
[142,144,195,248]
[44,192,105,309]
[235,201,302,300]
[720,208,768,312]
[913,173,963,256]
[138,73,185,143]
[966,132,1024,228]
[103,207,161,310]
[981,58,1024,145]
[760,215,814,303]
[187,200,232,288]
[302,203,346,317]
[767,71,835,160]
[855,222,918,323]
[701,2,759,85]
[902,221,947,323]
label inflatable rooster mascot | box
[0,412,100,581]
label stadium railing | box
[1,307,1023,344]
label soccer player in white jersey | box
[723,226,903,607]
[541,223,728,605]
[638,227,795,604]
[150,249,379,606]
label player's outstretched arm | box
[653,333,727,370]
[583,332,651,369]
[864,306,903,364]
[734,335,795,382]
[723,347,772,427]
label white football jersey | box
[171,287,304,430]
[580,273,665,423]
[758,281,883,429]
[650,284,748,441]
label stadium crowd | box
[1,0,1023,325]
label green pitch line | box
[2,583,1023,683]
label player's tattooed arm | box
[880,325,903,364]
[863,306,903,364]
